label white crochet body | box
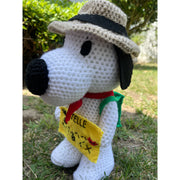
[40,30,120,180]
[53,98,118,179]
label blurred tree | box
[110,0,157,36]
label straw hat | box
[48,0,140,57]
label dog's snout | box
[25,58,49,95]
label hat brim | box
[48,20,140,57]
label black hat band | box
[69,14,128,38]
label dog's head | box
[25,30,133,106]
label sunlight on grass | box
[115,63,157,118]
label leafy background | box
[23,0,157,84]
[23,0,157,179]
[23,0,85,83]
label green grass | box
[23,63,157,179]
[115,63,157,118]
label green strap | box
[99,91,124,127]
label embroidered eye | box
[80,40,92,57]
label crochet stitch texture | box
[42,31,119,179]
[48,0,140,57]
[41,31,120,106]
[25,0,140,179]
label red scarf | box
[65,91,114,124]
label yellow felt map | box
[58,106,104,163]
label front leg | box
[53,105,82,168]
[54,105,69,121]
[98,101,118,147]
[51,138,82,168]
[73,101,118,180]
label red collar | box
[65,91,114,124]
[84,91,114,99]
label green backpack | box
[99,91,124,127]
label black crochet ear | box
[114,45,133,90]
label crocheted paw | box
[54,106,60,121]
[51,138,82,168]
[73,145,114,180]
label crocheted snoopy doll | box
[25,0,139,179]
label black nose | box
[25,59,49,95]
